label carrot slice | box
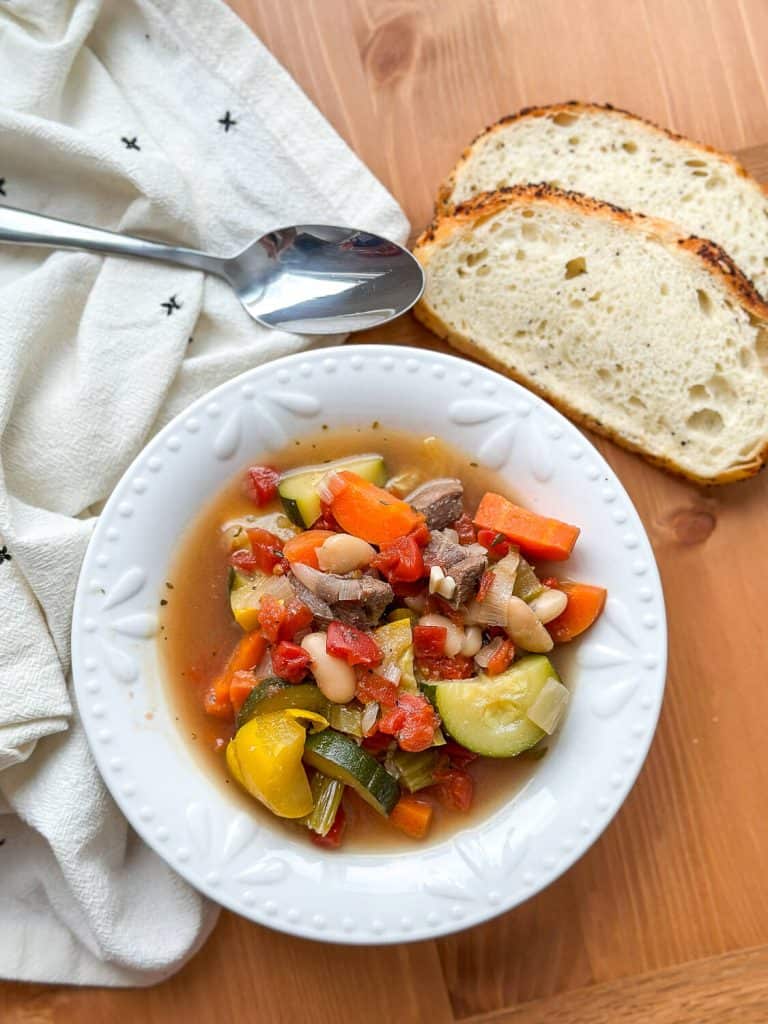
[547,581,607,642]
[282,529,336,569]
[390,795,433,839]
[206,631,267,715]
[474,492,580,561]
[328,471,425,545]
[229,670,258,714]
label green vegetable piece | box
[326,703,364,738]
[236,678,328,731]
[434,655,563,757]
[278,454,386,528]
[304,730,400,816]
[303,772,344,836]
[513,557,545,603]
[387,748,441,792]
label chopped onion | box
[316,470,341,506]
[494,549,521,582]
[361,701,380,735]
[262,575,294,603]
[379,662,402,685]
[253,646,273,680]
[526,678,570,733]
[474,636,504,669]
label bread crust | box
[436,100,768,217]
[413,184,768,485]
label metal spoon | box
[0,205,424,334]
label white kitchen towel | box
[0,0,408,986]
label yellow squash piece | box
[226,710,328,818]
[375,618,417,692]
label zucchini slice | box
[278,454,386,528]
[237,677,328,730]
[434,655,563,757]
[304,729,400,816]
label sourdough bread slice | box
[437,102,768,298]
[413,185,768,484]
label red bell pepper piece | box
[413,624,448,658]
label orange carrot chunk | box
[547,581,607,642]
[282,529,336,569]
[390,795,433,839]
[474,492,580,561]
[327,471,425,545]
[205,631,267,716]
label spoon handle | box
[0,204,227,277]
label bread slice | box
[437,102,768,298]
[413,185,768,484]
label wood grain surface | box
[3,1,768,1021]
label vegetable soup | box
[160,426,605,850]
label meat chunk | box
[406,478,464,530]
[424,530,488,606]
[288,567,393,628]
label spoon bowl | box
[0,206,424,334]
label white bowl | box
[71,345,666,944]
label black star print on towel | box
[161,295,181,316]
[218,111,237,132]
[0,178,6,196]
[121,136,141,150]
[0,546,11,564]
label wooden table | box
[4,2,768,1021]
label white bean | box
[528,588,569,624]
[315,533,375,574]
[418,613,464,657]
[301,632,357,703]
[505,596,554,652]
[460,625,483,658]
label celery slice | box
[387,748,441,792]
[303,772,344,836]
[327,703,364,738]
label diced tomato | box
[477,528,511,560]
[361,732,393,754]
[310,805,346,849]
[243,527,284,573]
[390,579,426,599]
[379,692,440,753]
[432,768,474,812]
[229,548,263,574]
[242,465,280,506]
[410,522,432,547]
[424,593,464,625]
[356,672,399,707]
[280,597,314,641]
[444,740,479,769]
[541,576,560,589]
[257,594,313,643]
[326,621,382,668]
[453,513,476,545]
[486,637,515,676]
[311,501,342,532]
[272,641,311,683]
[476,570,495,603]
[370,534,425,584]
[417,654,475,680]
[413,624,448,658]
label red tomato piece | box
[476,528,511,560]
[356,672,399,707]
[390,579,426,599]
[242,465,280,506]
[279,597,314,641]
[257,594,284,643]
[486,637,515,676]
[361,732,393,753]
[424,593,465,624]
[310,805,346,849]
[453,513,476,545]
[413,624,448,657]
[476,570,495,603]
[443,740,479,769]
[378,692,440,753]
[432,768,474,811]
[244,527,284,573]
[229,548,263,574]
[271,641,311,683]
[370,534,425,584]
[326,621,382,667]
[409,522,432,547]
[417,654,475,680]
